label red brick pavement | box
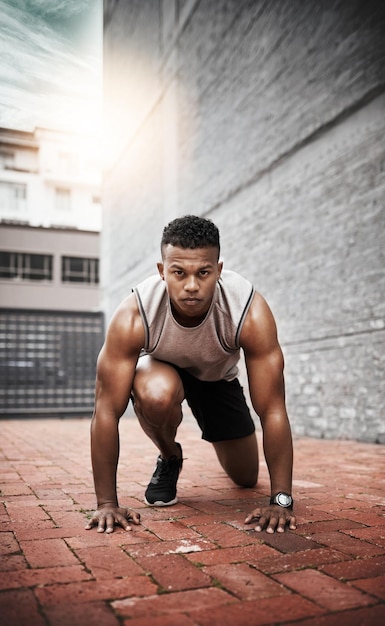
[0,414,384,625]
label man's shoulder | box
[112,292,143,328]
[220,268,252,284]
[106,292,145,352]
[134,274,166,301]
[134,273,165,296]
[219,269,254,300]
[133,274,167,331]
[215,270,255,343]
[239,290,280,353]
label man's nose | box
[184,275,198,291]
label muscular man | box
[86,215,296,534]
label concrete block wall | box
[103,0,385,442]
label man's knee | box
[232,467,258,488]
[212,434,259,488]
[134,380,176,415]
[216,452,259,488]
[133,366,184,421]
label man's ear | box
[217,261,223,279]
[157,262,164,280]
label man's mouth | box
[182,298,200,305]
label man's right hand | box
[85,505,141,534]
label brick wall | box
[103,0,385,442]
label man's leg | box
[132,355,184,460]
[211,433,259,488]
[132,356,185,506]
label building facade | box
[0,224,100,311]
[102,0,385,443]
[0,127,103,417]
[0,126,101,231]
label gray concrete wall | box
[102,0,385,442]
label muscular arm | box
[86,294,145,533]
[240,292,296,532]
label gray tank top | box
[133,269,254,381]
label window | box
[61,256,99,284]
[0,151,15,169]
[55,187,71,211]
[0,181,27,211]
[0,252,53,281]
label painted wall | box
[102,0,385,442]
[0,224,100,311]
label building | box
[0,126,101,231]
[0,223,100,310]
[102,0,385,443]
[0,128,101,231]
[0,127,103,417]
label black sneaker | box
[144,443,183,506]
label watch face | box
[277,493,292,507]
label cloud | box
[0,0,101,134]
[13,0,92,19]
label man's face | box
[158,245,222,326]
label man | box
[86,215,296,534]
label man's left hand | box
[245,504,297,533]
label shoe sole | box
[144,496,178,507]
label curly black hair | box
[161,215,220,259]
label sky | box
[0,0,102,136]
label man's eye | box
[174,270,183,276]
[200,271,209,276]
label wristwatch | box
[270,492,293,509]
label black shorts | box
[175,366,256,443]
